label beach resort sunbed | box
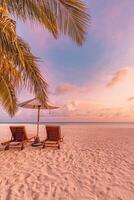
[1,126,36,150]
[42,126,63,149]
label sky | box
[1,0,134,122]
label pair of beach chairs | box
[1,126,63,150]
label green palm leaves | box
[0,1,89,116]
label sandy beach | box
[0,124,134,200]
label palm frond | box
[0,8,48,112]
[46,0,90,45]
[0,7,18,56]
[0,56,22,88]
[11,36,48,104]
[1,0,90,45]
[0,74,17,116]
[2,0,58,38]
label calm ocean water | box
[0,122,134,140]
[1,122,134,128]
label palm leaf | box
[2,0,58,38]
[45,0,90,45]
[0,55,22,88]
[11,36,48,104]
[0,8,48,113]
[0,74,17,116]
[1,0,90,45]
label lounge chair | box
[42,126,63,149]
[1,126,36,150]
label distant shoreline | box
[0,121,134,124]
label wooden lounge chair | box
[42,126,63,149]
[1,126,36,150]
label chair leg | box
[21,144,24,150]
[5,145,9,150]
[42,143,45,149]
[58,143,60,149]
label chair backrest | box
[10,126,27,141]
[46,126,61,141]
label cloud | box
[56,100,134,122]
[55,83,92,95]
[128,96,134,101]
[107,68,129,87]
[65,101,78,112]
[55,83,77,95]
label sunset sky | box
[1,0,134,122]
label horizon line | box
[1,121,134,124]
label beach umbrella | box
[18,98,59,143]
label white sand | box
[0,124,134,200]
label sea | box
[1,121,134,128]
[0,121,134,141]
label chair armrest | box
[19,136,36,144]
[1,140,11,145]
[20,140,29,144]
[27,135,37,140]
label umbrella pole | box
[35,106,41,143]
[37,106,40,137]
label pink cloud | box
[47,100,134,122]
[55,83,92,95]
[128,96,134,101]
[55,83,77,95]
[107,68,129,87]
[65,101,78,112]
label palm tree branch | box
[0,9,48,105]
[1,0,90,45]
[44,0,90,45]
[10,36,48,105]
[0,74,17,116]
[0,56,22,88]
[2,0,58,38]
